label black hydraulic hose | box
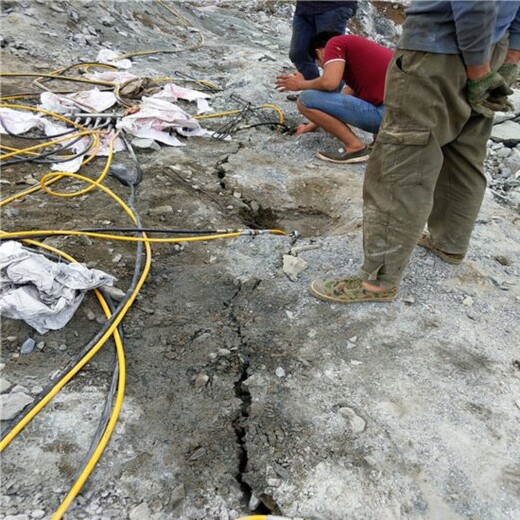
[0,133,94,166]
[235,121,291,133]
[73,287,122,482]
[0,193,146,441]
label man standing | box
[276,32,393,164]
[289,1,358,80]
[309,1,520,304]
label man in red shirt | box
[276,32,393,164]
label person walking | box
[289,1,358,81]
[277,32,393,163]
[308,0,520,304]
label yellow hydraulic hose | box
[0,237,127,519]
[0,72,114,87]
[0,227,286,243]
[0,175,153,519]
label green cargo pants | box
[359,38,508,289]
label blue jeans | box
[299,90,385,134]
[289,6,355,80]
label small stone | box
[149,205,173,215]
[0,392,33,420]
[170,484,186,507]
[31,511,45,519]
[218,348,231,357]
[86,310,96,321]
[403,296,415,304]
[350,360,363,365]
[233,191,241,198]
[275,367,285,378]
[20,338,36,355]
[282,254,308,281]
[0,378,12,394]
[129,503,151,520]
[494,255,511,266]
[6,336,17,342]
[132,138,161,151]
[194,373,209,388]
[188,447,206,461]
[338,407,366,433]
[112,254,122,263]
[462,296,474,307]
[59,344,67,351]
[349,336,357,343]
[248,493,261,511]
[102,286,126,301]
[31,386,43,395]
[36,341,45,350]
[12,385,29,393]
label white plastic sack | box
[96,49,133,70]
[0,242,116,334]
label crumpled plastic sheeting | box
[0,242,116,334]
[96,49,132,70]
[153,83,213,115]
[0,108,73,136]
[38,89,118,114]
[117,96,212,146]
[85,71,138,84]
[0,108,44,134]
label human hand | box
[293,122,317,135]
[275,71,305,92]
[466,71,513,118]
[497,62,518,88]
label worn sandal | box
[309,277,397,304]
[417,232,464,265]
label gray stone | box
[194,373,209,388]
[0,378,12,394]
[338,407,367,433]
[0,392,33,421]
[132,138,161,151]
[129,503,151,520]
[491,120,520,144]
[149,205,174,216]
[169,484,186,507]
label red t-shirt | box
[323,35,393,106]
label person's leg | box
[289,14,319,80]
[297,98,365,153]
[297,90,384,152]
[425,36,508,258]
[426,116,492,256]
[359,51,472,290]
[315,5,354,35]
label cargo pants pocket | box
[373,128,431,186]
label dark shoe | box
[315,146,370,164]
[417,232,464,265]
[309,277,397,304]
[286,94,299,102]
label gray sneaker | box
[316,146,370,164]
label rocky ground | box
[1,2,520,520]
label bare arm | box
[276,61,345,92]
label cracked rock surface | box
[1,2,520,519]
